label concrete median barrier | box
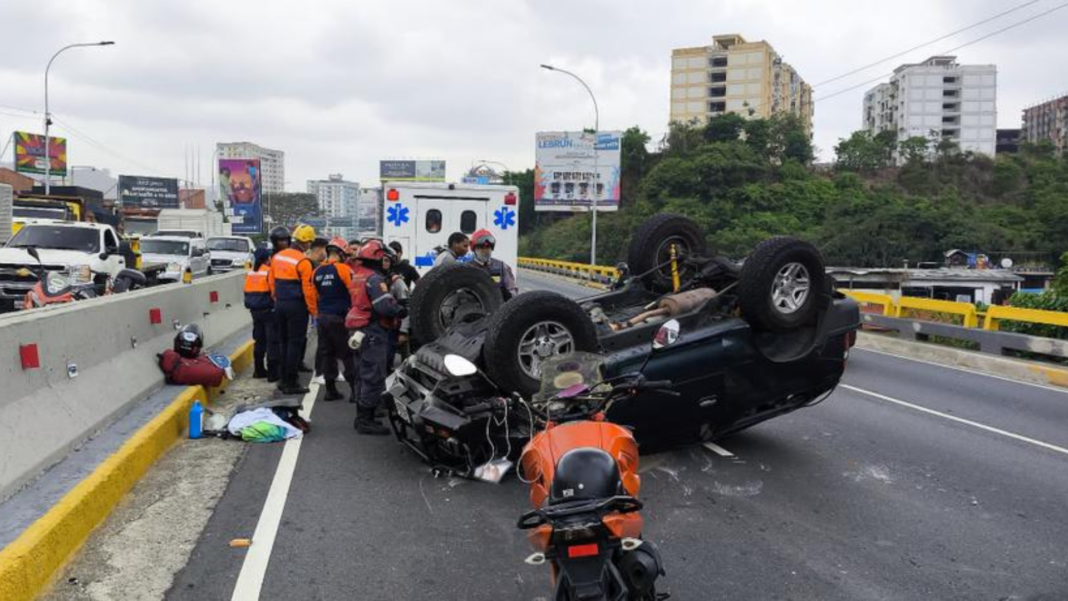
[0,273,251,502]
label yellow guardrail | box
[983,305,1068,331]
[523,259,1068,337]
[519,257,619,282]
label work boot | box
[279,380,310,395]
[354,408,389,435]
[323,381,343,402]
[298,363,313,373]
[253,364,269,379]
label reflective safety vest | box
[243,264,273,311]
[313,259,353,318]
[345,266,400,330]
[268,248,318,316]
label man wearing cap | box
[313,237,358,402]
[470,229,518,300]
[268,224,318,395]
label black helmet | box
[269,226,291,247]
[174,324,204,358]
[549,447,623,505]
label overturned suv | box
[384,214,860,478]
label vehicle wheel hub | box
[518,321,575,379]
[771,262,811,314]
[439,288,484,328]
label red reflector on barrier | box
[567,543,599,558]
[19,344,40,370]
[210,291,219,303]
[149,308,162,324]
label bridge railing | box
[519,257,618,286]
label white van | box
[381,182,519,276]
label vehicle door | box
[191,241,208,275]
[101,228,125,276]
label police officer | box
[345,240,406,435]
[268,224,318,395]
[243,247,275,378]
[470,229,518,300]
[313,237,357,402]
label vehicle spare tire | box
[626,213,708,292]
[737,236,826,333]
[483,291,599,397]
[409,263,503,346]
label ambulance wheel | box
[409,263,503,346]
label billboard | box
[13,131,68,176]
[379,160,446,182]
[534,131,621,212]
[219,159,263,234]
[117,175,180,208]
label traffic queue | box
[243,223,518,436]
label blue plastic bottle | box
[189,400,203,439]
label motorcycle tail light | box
[567,543,599,558]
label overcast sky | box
[1,0,1066,191]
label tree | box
[834,131,886,172]
[503,169,536,235]
[703,113,746,143]
[264,192,319,230]
[1054,251,1068,297]
[898,136,930,165]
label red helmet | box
[356,239,387,262]
[471,229,496,249]
[327,237,350,256]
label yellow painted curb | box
[0,340,254,601]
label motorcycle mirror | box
[443,354,478,377]
[652,319,681,350]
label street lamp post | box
[540,64,600,266]
[43,41,114,194]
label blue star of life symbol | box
[387,203,410,227]
[494,206,516,230]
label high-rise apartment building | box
[307,174,360,239]
[863,56,997,157]
[216,142,285,194]
[670,34,813,131]
[1021,94,1068,155]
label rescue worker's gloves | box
[293,224,316,244]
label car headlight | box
[167,262,182,273]
[46,271,70,295]
[232,258,244,265]
[70,264,92,283]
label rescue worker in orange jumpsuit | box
[470,229,518,300]
[345,239,406,434]
[243,247,275,378]
[313,237,357,402]
[268,224,318,395]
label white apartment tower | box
[307,174,360,239]
[864,56,997,157]
[216,142,286,194]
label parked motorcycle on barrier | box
[21,246,148,310]
[512,320,682,601]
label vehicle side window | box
[103,229,119,251]
[460,210,477,234]
[426,209,442,234]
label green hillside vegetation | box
[518,114,1068,271]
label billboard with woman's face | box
[219,159,262,234]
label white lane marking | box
[231,383,320,601]
[702,442,734,457]
[852,347,1068,396]
[841,384,1068,458]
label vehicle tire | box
[483,291,599,397]
[409,263,503,346]
[737,236,826,332]
[626,214,708,292]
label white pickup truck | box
[0,222,127,312]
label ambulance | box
[381,182,520,276]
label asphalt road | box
[167,271,1068,600]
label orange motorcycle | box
[516,320,680,601]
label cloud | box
[0,0,1066,188]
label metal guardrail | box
[520,257,1068,341]
[860,313,1068,360]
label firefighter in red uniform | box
[345,240,406,435]
[268,224,319,395]
[470,229,518,300]
[243,247,275,378]
[313,237,358,402]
